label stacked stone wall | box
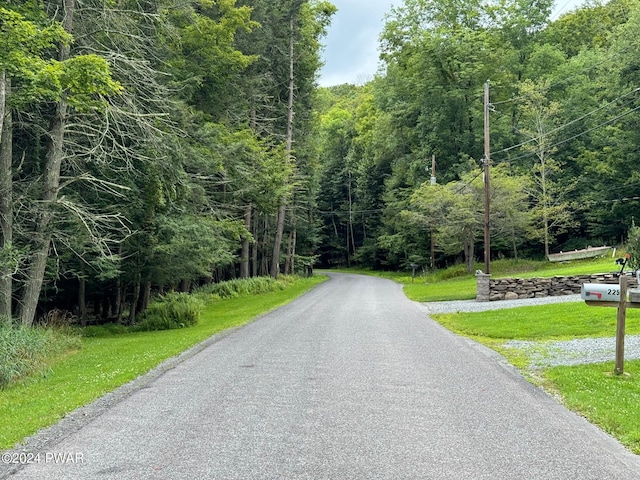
[476,274,638,302]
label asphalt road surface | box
[3,272,640,479]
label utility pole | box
[483,81,491,275]
[430,154,436,269]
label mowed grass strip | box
[338,256,619,302]
[432,302,640,340]
[0,275,326,450]
[544,361,640,454]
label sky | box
[318,0,586,87]
[318,0,396,87]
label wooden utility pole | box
[430,154,436,269]
[483,81,491,275]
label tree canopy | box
[314,0,640,272]
[4,0,640,325]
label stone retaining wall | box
[476,273,638,302]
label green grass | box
[433,302,640,340]
[0,275,326,450]
[404,276,477,301]
[544,361,640,454]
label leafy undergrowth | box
[0,323,81,389]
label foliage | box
[625,223,640,272]
[314,0,640,271]
[135,292,204,331]
[0,322,81,388]
[197,276,286,298]
[1,0,333,326]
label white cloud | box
[318,0,587,87]
[318,0,395,86]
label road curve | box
[3,272,640,479]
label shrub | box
[81,323,130,337]
[0,322,81,388]
[197,276,290,298]
[627,223,640,273]
[135,292,204,331]
[37,309,77,328]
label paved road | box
[3,273,640,479]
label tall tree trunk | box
[271,205,286,278]
[0,70,5,142]
[251,212,259,278]
[285,203,297,274]
[141,281,151,312]
[261,215,270,276]
[79,276,87,327]
[0,73,12,320]
[464,238,475,274]
[271,15,295,278]
[115,276,124,323]
[240,204,252,278]
[19,0,75,326]
[115,244,123,323]
[129,274,141,325]
[284,229,296,274]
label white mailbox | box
[581,283,621,302]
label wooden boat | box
[547,246,611,262]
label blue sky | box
[318,0,586,87]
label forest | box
[316,0,640,274]
[1,0,640,326]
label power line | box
[492,98,640,165]
[491,87,640,158]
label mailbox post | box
[581,276,636,375]
[615,276,628,375]
[409,263,419,283]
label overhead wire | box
[491,87,640,158]
[493,102,640,165]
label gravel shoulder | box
[418,294,582,314]
[417,294,640,368]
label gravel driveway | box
[417,294,640,368]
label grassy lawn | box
[430,300,640,454]
[0,275,326,450]
[434,302,640,341]
[544,362,640,452]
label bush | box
[135,292,204,331]
[0,322,81,388]
[197,276,287,298]
[81,323,130,337]
[626,224,640,273]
